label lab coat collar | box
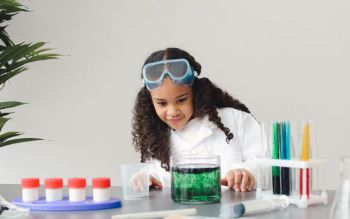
[171,116,216,149]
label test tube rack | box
[255,158,328,208]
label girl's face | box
[150,77,193,130]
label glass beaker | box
[120,163,150,200]
[170,154,221,204]
[329,156,350,219]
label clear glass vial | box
[329,156,350,219]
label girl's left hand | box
[220,169,255,192]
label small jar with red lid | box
[92,177,111,202]
[45,178,63,201]
[21,178,40,202]
[68,178,86,202]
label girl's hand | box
[128,171,149,192]
[220,169,255,192]
[129,173,163,191]
[149,175,163,190]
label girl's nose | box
[167,105,180,116]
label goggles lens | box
[145,64,164,81]
[142,59,195,90]
[166,61,188,78]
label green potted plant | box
[0,0,59,148]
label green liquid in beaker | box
[171,164,221,204]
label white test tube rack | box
[255,158,328,208]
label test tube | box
[220,195,289,218]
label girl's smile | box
[167,116,185,125]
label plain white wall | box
[1,0,349,189]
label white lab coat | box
[146,107,266,187]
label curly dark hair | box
[132,48,251,171]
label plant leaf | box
[0,66,26,84]
[0,43,22,64]
[0,137,42,148]
[0,112,13,117]
[0,131,21,142]
[0,117,10,131]
[0,101,26,110]
[13,42,45,62]
[0,42,59,67]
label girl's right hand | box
[149,175,163,190]
[129,173,163,192]
[220,168,255,192]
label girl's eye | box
[177,98,187,104]
[157,101,167,106]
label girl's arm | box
[221,108,267,192]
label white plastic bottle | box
[68,178,86,202]
[45,178,63,201]
[21,178,40,202]
[92,177,111,202]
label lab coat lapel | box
[172,117,214,150]
[193,122,213,146]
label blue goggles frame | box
[142,59,196,91]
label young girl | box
[132,48,263,192]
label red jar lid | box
[68,178,86,188]
[92,177,111,188]
[21,178,40,188]
[45,178,63,189]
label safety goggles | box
[142,59,196,91]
